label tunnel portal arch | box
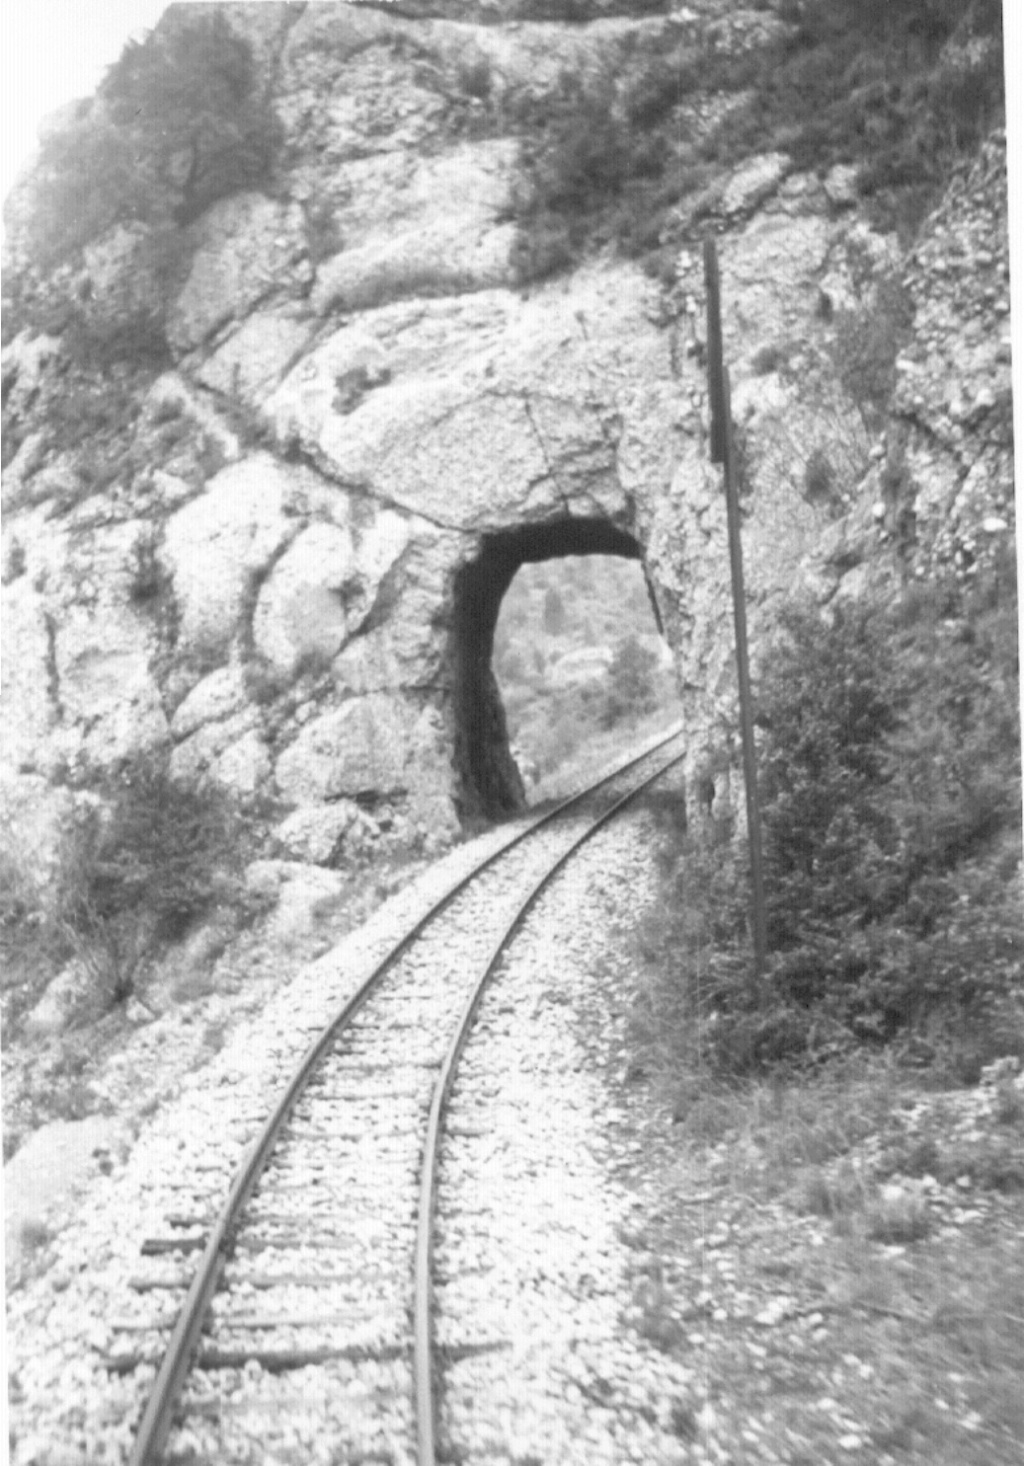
[449,517,658,824]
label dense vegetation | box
[636,556,1022,1082]
[494,556,675,789]
[25,11,277,268]
[2,2,1015,1092]
[512,0,1005,279]
[0,760,267,1031]
[3,11,279,365]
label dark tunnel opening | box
[449,517,662,824]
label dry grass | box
[619,1051,1024,1464]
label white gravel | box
[6,733,693,1466]
[435,802,698,1466]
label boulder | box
[244,858,346,939]
[168,193,311,355]
[720,152,790,217]
[53,607,169,769]
[0,580,58,771]
[196,308,316,408]
[170,711,270,796]
[4,1115,124,1273]
[310,218,518,314]
[274,693,420,804]
[171,666,251,740]
[310,141,519,313]
[22,961,93,1040]
[265,324,394,446]
[162,456,326,660]
[276,803,361,865]
[252,520,356,674]
[0,775,77,904]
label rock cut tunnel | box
[448,516,660,824]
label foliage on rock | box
[602,634,661,729]
[23,12,279,268]
[829,270,916,430]
[3,11,281,375]
[638,571,1022,1077]
[0,754,268,1025]
[510,0,1004,277]
[495,558,674,788]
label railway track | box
[121,727,687,1465]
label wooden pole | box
[703,236,768,985]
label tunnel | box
[448,516,658,824]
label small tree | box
[639,585,1022,1073]
[829,273,915,432]
[757,603,902,955]
[104,13,279,226]
[47,755,266,1006]
[25,12,279,269]
[602,634,659,728]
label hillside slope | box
[1,0,1017,1137]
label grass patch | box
[621,1052,1024,1463]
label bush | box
[511,69,632,276]
[24,11,279,270]
[829,273,915,430]
[508,0,1003,275]
[509,50,700,279]
[489,0,1008,281]
[751,344,786,376]
[602,634,660,728]
[60,760,258,939]
[638,581,1022,1075]
[802,447,837,509]
[2,756,267,1016]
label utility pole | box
[703,235,768,986]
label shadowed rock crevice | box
[449,516,642,822]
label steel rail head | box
[412,742,688,1466]
[126,723,685,1465]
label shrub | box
[23,11,280,271]
[511,70,631,270]
[829,273,915,431]
[303,197,346,266]
[4,755,267,1015]
[802,447,837,509]
[751,344,786,376]
[456,54,494,103]
[71,762,258,933]
[637,579,1022,1075]
[509,52,697,279]
[602,634,660,728]
[508,0,1003,275]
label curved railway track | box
[123,727,687,1465]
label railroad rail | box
[123,727,687,1465]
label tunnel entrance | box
[449,518,668,824]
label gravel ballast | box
[6,743,695,1465]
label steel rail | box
[127,724,684,1465]
[413,742,688,1466]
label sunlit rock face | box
[1,3,1012,862]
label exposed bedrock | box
[1,3,1012,872]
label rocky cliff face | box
[1,1,1013,875]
